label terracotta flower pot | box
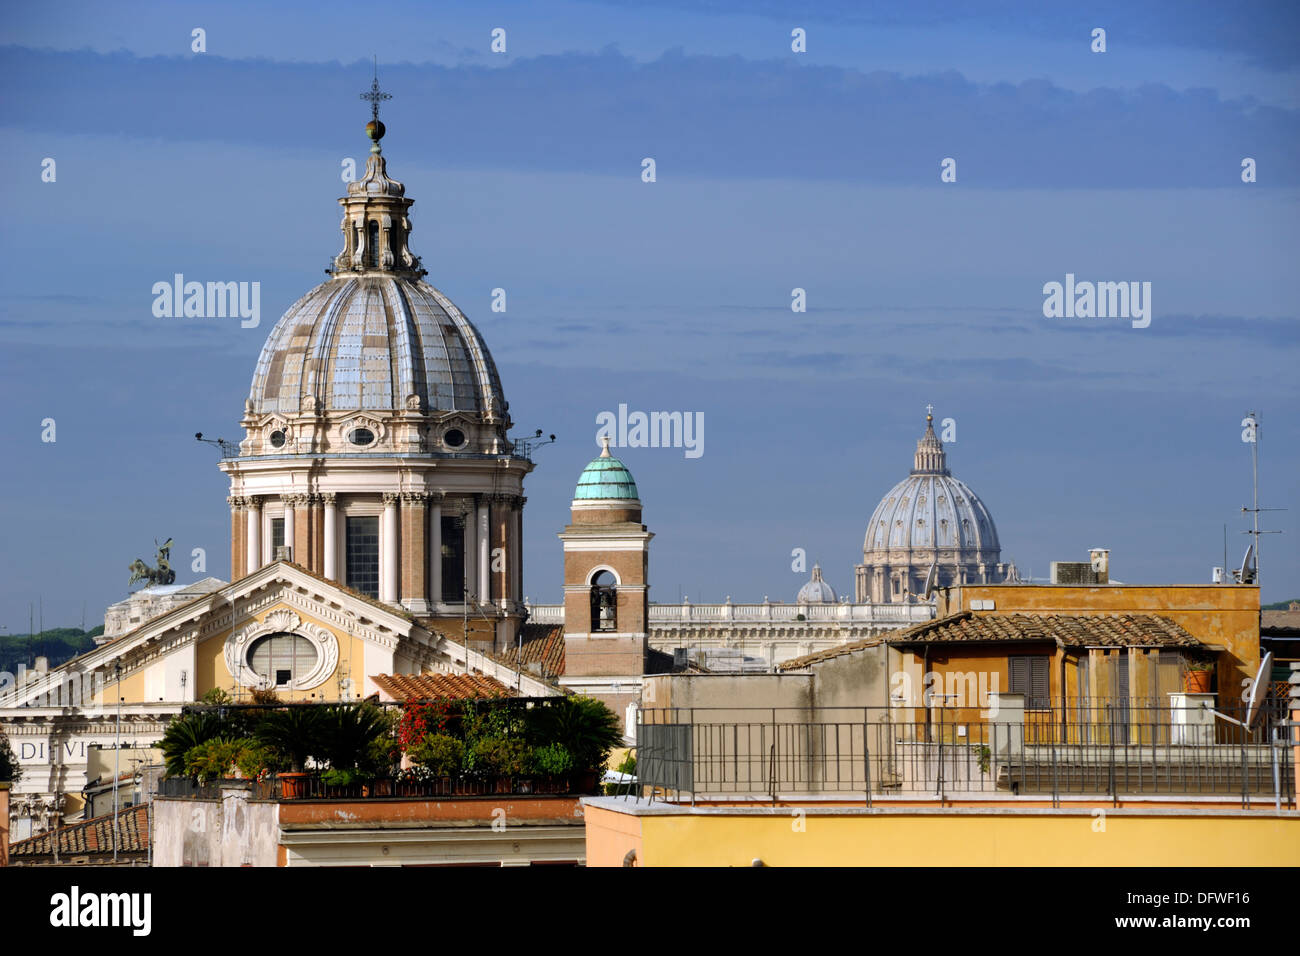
[279,772,311,799]
[1185,670,1212,693]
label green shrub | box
[320,767,371,787]
[161,711,228,777]
[525,696,623,773]
[467,735,530,776]
[530,743,575,776]
[183,738,243,782]
[409,733,465,777]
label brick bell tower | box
[559,437,652,690]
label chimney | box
[1089,549,1109,584]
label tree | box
[526,696,623,772]
[0,728,21,783]
[160,711,227,777]
[254,706,327,773]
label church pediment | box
[0,563,433,710]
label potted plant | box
[526,696,623,794]
[254,706,326,798]
[1184,652,1214,693]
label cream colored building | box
[0,114,554,829]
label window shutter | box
[1031,656,1050,710]
[1009,656,1027,697]
[1009,655,1050,709]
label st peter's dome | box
[854,412,1016,602]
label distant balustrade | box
[523,601,934,626]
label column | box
[477,500,490,606]
[381,492,400,604]
[245,496,262,573]
[429,492,444,605]
[228,497,245,581]
[491,495,511,607]
[462,498,476,602]
[322,493,338,581]
[513,496,526,604]
[400,492,428,613]
[281,498,295,563]
[293,494,311,566]
[311,494,325,573]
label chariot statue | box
[128,537,177,587]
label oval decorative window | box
[246,633,319,689]
[443,428,466,449]
[270,430,286,448]
[349,428,375,446]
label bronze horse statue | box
[128,537,177,587]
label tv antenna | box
[1238,411,1284,585]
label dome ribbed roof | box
[248,275,505,418]
[864,473,1000,554]
[797,565,837,604]
[862,414,1001,558]
[574,440,639,500]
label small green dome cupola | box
[574,436,640,501]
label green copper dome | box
[574,439,639,500]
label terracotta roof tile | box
[8,804,149,860]
[776,612,1202,671]
[370,672,515,701]
[491,623,566,679]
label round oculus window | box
[349,428,375,446]
[246,633,318,688]
[269,430,286,448]
[443,428,466,449]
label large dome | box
[864,473,1000,554]
[855,412,1015,602]
[249,275,504,418]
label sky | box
[1,0,1297,634]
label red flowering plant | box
[395,700,455,754]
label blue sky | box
[1,0,1297,633]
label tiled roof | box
[774,636,886,671]
[776,612,1201,671]
[370,672,515,701]
[492,622,566,679]
[1262,609,1300,635]
[8,804,149,860]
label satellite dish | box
[1245,651,1272,730]
[1232,544,1255,584]
[922,558,939,600]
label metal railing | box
[155,773,595,801]
[635,701,1296,808]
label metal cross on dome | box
[360,56,391,123]
[926,403,934,418]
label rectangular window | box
[1009,655,1050,711]
[440,514,466,601]
[270,517,285,556]
[346,515,380,598]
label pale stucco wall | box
[152,789,280,867]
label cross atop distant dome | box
[912,407,948,476]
